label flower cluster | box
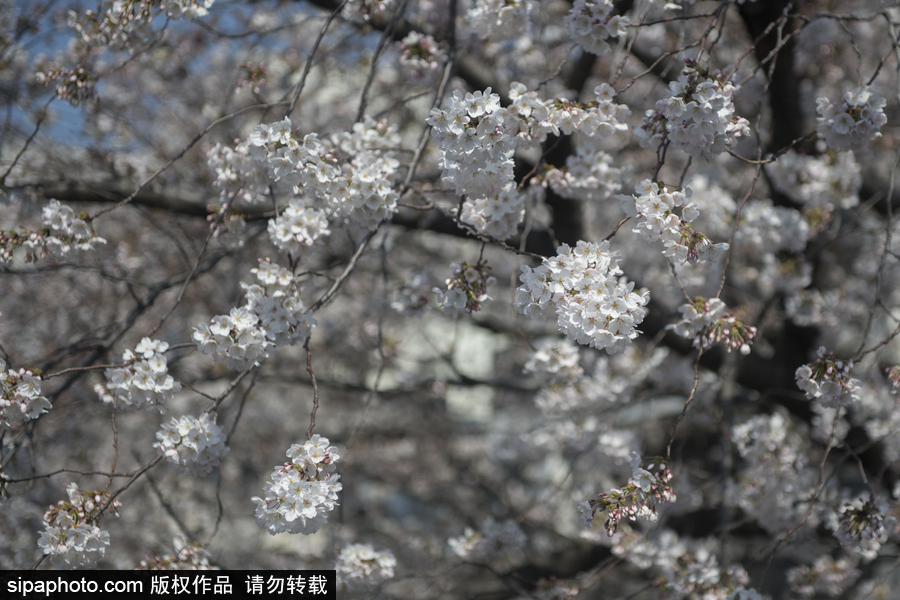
[660,549,753,600]
[833,496,889,560]
[618,180,729,265]
[636,60,750,161]
[448,518,527,560]
[816,86,887,151]
[795,346,861,408]
[459,182,525,240]
[0,359,51,429]
[34,66,97,106]
[730,411,822,533]
[466,0,530,41]
[565,0,629,55]
[267,198,330,256]
[433,260,497,317]
[38,483,120,568]
[886,365,900,394]
[251,435,342,535]
[524,83,631,142]
[428,88,513,199]
[524,338,583,383]
[668,297,757,355]
[515,240,650,354]
[154,413,230,476]
[335,544,397,591]
[0,199,107,264]
[398,32,445,77]
[193,260,315,370]
[542,147,624,202]
[138,537,215,570]
[786,555,860,598]
[428,84,630,200]
[95,338,180,413]
[247,116,400,231]
[578,454,675,535]
[165,0,215,20]
[767,150,860,227]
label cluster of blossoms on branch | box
[193,260,315,370]
[618,179,728,265]
[816,86,887,152]
[516,240,650,354]
[434,260,497,317]
[335,544,397,591]
[668,297,757,355]
[397,32,445,77]
[95,338,181,413]
[786,555,860,598]
[730,411,819,533]
[565,0,629,55]
[466,0,530,41]
[636,60,750,161]
[448,518,527,561]
[154,413,230,476]
[210,115,400,231]
[831,495,891,561]
[428,83,630,200]
[766,150,860,228]
[524,338,584,383]
[578,453,675,535]
[138,536,215,570]
[795,346,862,408]
[459,181,526,240]
[38,483,120,568]
[267,198,331,256]
[0,199,106,264]
[0,359,51,429]
[251,435,342,535]
[542,147,624,202]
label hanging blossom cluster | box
[251,435,342,535]
[95,338,181,413]
[795,346,862,408]
[730,411,819,533]
[542,147,624,202]
[210,116,400,231]
[138,537,215,570]
[832,496,890,560]
[523,338,584,383]
[267,198,330,256]
[448,518,527,561]
[427,83,630,200]
[515,240,650,354]
[886,365,900,394]
[618,179,729,265]
[434,260,497,317]
[816,86,887,152]
[335,544,397,591]
[786,555,860,598]
[193,260,316,370]
[466,0,530,41]
[767,151,860,222]
[154,413,230,476]
[38,483,120,568]
[459,181,526,240]
[0,359,51,429]
[33,66,97,107]
[578,454,675,536]
[668,297,757,355]
[397,32,445,77]
[636,60,750,161]
[0,199,106,264]
[565,0,629,55]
